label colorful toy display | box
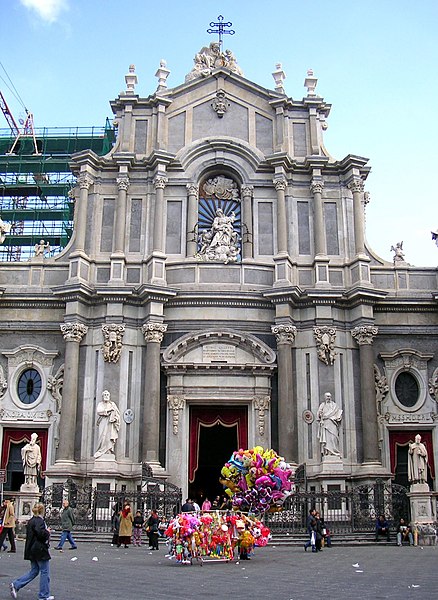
[164,511,270,564]
[220,446,295,514]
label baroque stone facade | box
[0,42,437,500]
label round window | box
[395,371,419,408]
[17,368,42,404]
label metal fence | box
[41,476,182,532]
[265,481,410,534]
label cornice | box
[166,291,271,310]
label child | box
[132,511,144,546]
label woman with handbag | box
[146,509,160,550]
[10,502,53,600]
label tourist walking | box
[55,499,77,551]
[9,502,53,600]
[0,498,16,553]
[118,503,133,548]
[132,510,144,546]
[111,504,121,546]
[146,509,160,550]
[304,508,316,552]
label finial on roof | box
[155,59,170,91]
[125,64,138,94]
[304,68,318,96]
[272,63,286,94]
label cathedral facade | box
[1,42,437,502]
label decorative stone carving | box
[116,176,130,192]
[185,43,243,82]
[4,346,57,368]
[78,173,93,190]
[0,408,51,421]
[203,176,239,201]
[273,178,287,192]
[47,364,64,412]
[102,324,125,363]
[60,322,88,343]
[253,395,270,436]
[313,326,336,365]
[304,69,318,96]
[167,395,185,434]
[34,240,50,257]
[302,409,314,424]
[310,180,324,195]
[272,63,286,93]
[125,64,137,93]
[155,59,170,89]
[142,322,168,344]
[186,183,198,198]
[154,175,168,190]
[241,185,254,198]
[211,90,230,118]
[374,364,389,417]
[348,179,364,194]
[271,324,297,345]
[0,365,7,398]
[351,325,378,345]
[428,368,438,403]
[196,208,240,264]
[0,217,11,245]
[390,241,407,264]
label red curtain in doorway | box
[389,430,435,479]
[189,407,248,483]
[1,429,48,474]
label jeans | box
[397,531,413,545]
[56,530,77,548]
[12,559,51,599]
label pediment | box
[162,329,276,366]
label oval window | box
[395,371,419,408]
[17,368,42,404]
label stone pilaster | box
[351,325,380,463]
[186,183,198,257]
[56,322,88,463]
[310,178,326,257]
[273,178,288,255]
[74,173,93,253]
[114,175,130,254]
[153,175,167,253]
[272,324,297,463]
[141,322,167,471]
[348,179,365,257]
[241,185,254,259]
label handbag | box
[310,531,316,546]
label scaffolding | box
[0,120,115,261]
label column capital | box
[60,322,88,343]
[273,178,287,192]
[351,325,378,345]
[186,183,198,198]
[142,322,168,343]
[154,175,168,190]
[348,179,365,194]
[241,185,254,198]
[78,173,93,190]
[116,176,130,191]
[310,179,324,194]
[271,324,297,345]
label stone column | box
[310,179,326,257]
[274,178,288,255]
[351,325,380,463]
[348,179,365,256]
[241,185,254,259]
[186,183,198,257]
[57,322,88,462]
[114,175,130,254]
[153,175,167,253]
[75,173,93,252]
[141,322,167,469]
[272,324,297,463]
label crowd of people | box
[110,503,168,550]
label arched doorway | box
[188,407,248,505]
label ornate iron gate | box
[265,480,410,534]
[41,477,182,532]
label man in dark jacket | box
[54,499,77,551]
[10,502,53,600]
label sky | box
[1,0,437,267]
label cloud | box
[20,0,68,23]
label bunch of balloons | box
[220,446,294,514]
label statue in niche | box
[196,208,240,264]
[21,433,42,487]
[408,434,428,484]
[317,392,343,457]
[94,390,121,459]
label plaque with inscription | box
[202,344,236,363]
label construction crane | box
[0,90,39,155]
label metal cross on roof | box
[207,15,235,47]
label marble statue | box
[34,239,50,257]
[391,241,405,263]
[21,432,42,487]
[0,218,11,245]
[196,208,240,264]
[94,390,120,459]
[186,43,244,81]
[317,392,343,457]
[408,434,428,484]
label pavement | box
[1,540,437,600]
